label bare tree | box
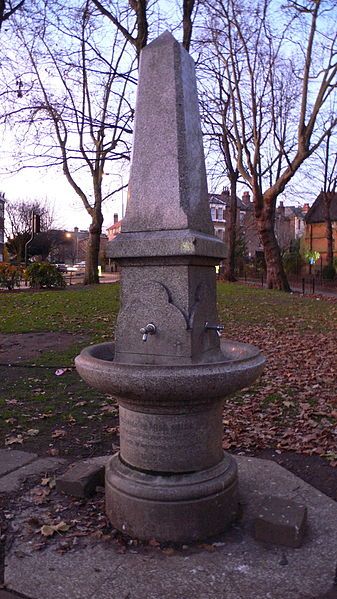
[91,0,199,53]
[5,196,54,237]
[5,196,54,261]
[182,0,197,51]
[0,0,24,30]
[91,0,148,57]
[199,54,239,281]
[199,0,337,290]
[4,0,135,283]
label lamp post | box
[65,231,79,265]
[113,173,125,218]
[25,213,40,266]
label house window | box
[218,208,223,221]
[211,207,216,221]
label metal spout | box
[205,322,224,338]
[140,323,157,342]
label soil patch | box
[244,449,337,501]
[0,332,89,364]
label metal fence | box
[237,271,337,295]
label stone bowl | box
[75,340,265,409]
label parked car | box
[73,261,86,270]
[54,263,67,273]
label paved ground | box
[1,450,337,599]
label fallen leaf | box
[31,487,50,505]
[161,547,175,556]
[40,521,70,537]
[198,543,216,553]
[5,434,24,446]
[26,429,40,436]
[40,524,56,537]
[48,448,59,456]
[51,429,66,439]
[41,477,56,489]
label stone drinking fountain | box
[75,32,265,543]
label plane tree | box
[3,0,136,283]
[199,0,337,290]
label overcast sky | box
[0,162,126,233]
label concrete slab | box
[0,591,25,599]
[254,495,307,547]
[4,457,337,599]
[0,450,37,477]
[56,455,109,498]
[0,458,65,493]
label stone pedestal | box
[106,399,238,542]
[105,453,238,543]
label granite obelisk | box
[105,31,238,540]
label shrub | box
[0,263,21,290]
[322,264,336,281]
[25,262,66,289]
[282,251,303,275]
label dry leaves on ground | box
[222,322,337,462]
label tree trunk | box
[256,205,291,291]
[84,210,103,285]
[224,176,238,282]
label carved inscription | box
[119,406,222,471]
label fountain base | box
[105,452,238,542]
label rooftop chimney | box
[114,213,118,224]
[303,203,310,213]
[242,191,250,206]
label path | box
[1,450,337,599]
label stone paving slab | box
[0,451,37,478]
[5,457,337,599]
[0,591,25,599]
[0,457,66,493]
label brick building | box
[304,192,337,265]
[209,189,248,244]
[106,214,122,271]
[0,194,4,262]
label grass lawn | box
[0,282,336,462]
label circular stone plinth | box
[105,452,238,543]
[75,340,265,409]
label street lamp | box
[65,231,78,265]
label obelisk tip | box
[145,30,180,51]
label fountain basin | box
[75,339,265,410]
[75,337,265,541]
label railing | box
[64,269,85,285]
[237,271,337,295]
